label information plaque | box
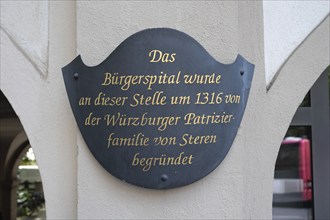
[62,28,254,189]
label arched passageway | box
[0,91,46,220]
[273,67,330,220]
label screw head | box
[161,174,168,182]
[73,73,79,79]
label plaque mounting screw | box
[240,70,244,76]
[161,174,168,182]
[73,73,79,79]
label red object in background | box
[282,138,312,201]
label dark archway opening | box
[273,67,330,220]
[0,91,46,220]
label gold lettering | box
[184,73,221,84]
[182,156,188,165]
[149,49,162,62]
[149,50,176,63]
[153,136,177,146]
[79,97,91,106]
[179,134,217,147]
[131,152,193,172]
[84,112,101,126]
[174,152,184,165]
[100,71,180,90]
[225,94,241,104]
[130,91,167,107]
[104,112,181,132]
[170,95,191,105]
[184,112,234,125]
[94,92,128,106]
[170,53,176,62]
[132,153,140,166]
[144,158,153,171]
[107,133,150,148]
[102,72,112,86]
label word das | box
[149,50,176,63]
[132,152,193,172]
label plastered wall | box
[1,1,77,218]
[76,2,254,219]
[1,1,329,219]
[263,1,329,85]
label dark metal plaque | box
[62,28,254,189]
